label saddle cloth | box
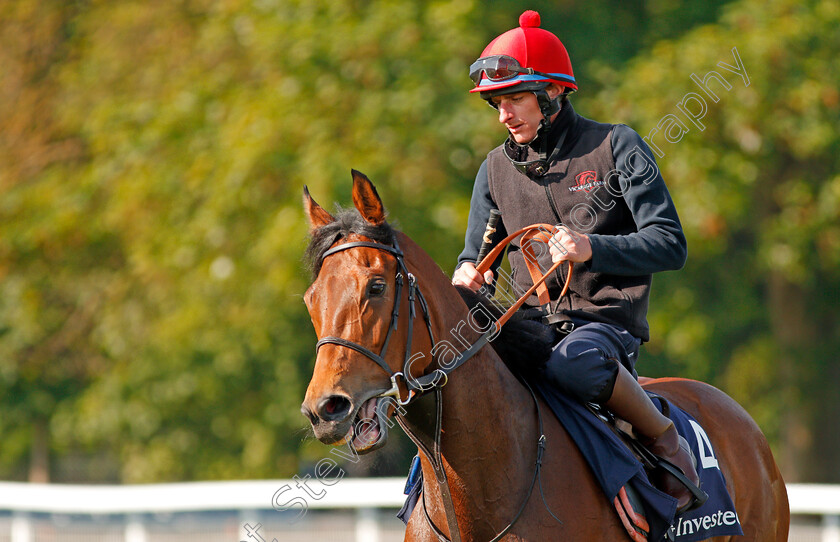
[397,376,744,541]
[530,375,744,541]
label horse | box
[300,170,789,541]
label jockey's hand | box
[549,226,593,263]
[452,262,494,292]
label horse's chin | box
[313,396,390,454]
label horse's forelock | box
[305,206,395,276]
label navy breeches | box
[542,321,642,404]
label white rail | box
[0,480,836,541]
[0,478,405,514]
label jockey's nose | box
[314,394,353,423]
[498,102,515,124]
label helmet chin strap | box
[535,88,562,119]
[504,89,563,177]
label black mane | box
[305,206,396,276]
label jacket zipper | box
[542,179,569,315]
[543,181,564,226]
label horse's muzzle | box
[302,392,390,453]
[301,393,354,440]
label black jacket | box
[456,102,686,341]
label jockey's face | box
[491,84,563,145]
[492,91,542,144]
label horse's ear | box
[303,185,335,231]
[351,170,385,225]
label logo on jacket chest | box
[569,170,606,193]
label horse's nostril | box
[316,395,352,422]
[301,403,318,425]
[324,398,339,414]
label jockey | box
[453,10,701,512]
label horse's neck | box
[401,237,539,537]
[416,345,539,538]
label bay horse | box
[300,170,789,541]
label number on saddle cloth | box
[531,382,741,542]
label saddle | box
[587,399,708,541]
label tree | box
[0,0,107,482]
[1,0,492,482]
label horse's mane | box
[305,207,396,276]
[454,285,558,375]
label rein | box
[314,225,571,542]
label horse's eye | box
[368,281,386,297]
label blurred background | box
[1,0,838,539]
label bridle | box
[314,238,443,405]
[313,226,570,541]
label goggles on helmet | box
[470,55,569,86]
[470,55,545,84]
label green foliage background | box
[1,0,837,484]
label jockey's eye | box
[367,280,386,297]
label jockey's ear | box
[547,83,565,98]
[303,185,336,232]
[351,170,386,226]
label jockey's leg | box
[606,363,701,512]
[543,322,700,512]
[543,321,638,404]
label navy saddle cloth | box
[399,376,744,542]
[530,374,744,541]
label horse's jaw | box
[309,393,392,454]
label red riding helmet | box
[469,10,577,97]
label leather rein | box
[314,224,570,542]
